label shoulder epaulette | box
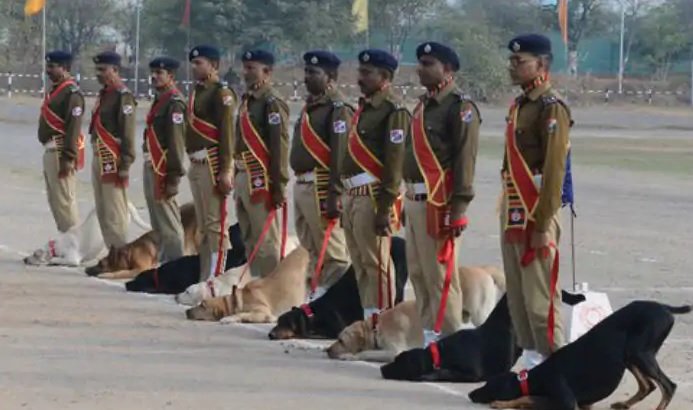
[541,95,559,105]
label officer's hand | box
[375,213,391,237]
[325,197,341,220]
[117,169,129,186]
[450,214,468,238]
[530,230,552,257]
[217,172,234,196]
[271,191,285,210]
[58,158,75,178]
[164,183,179,199]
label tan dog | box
[185,246,309,323]
[326,265,506,362]
[86,203,198,279]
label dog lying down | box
[469,301,691,410]
[125,224,246,294]
[380,291,586,383]
[84,203,198,279]
[185,246,309,323]
[268,236,408,341]
[325,265,506,363]
[23,201,151,267]
[175,235,300,306]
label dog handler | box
[405,42,480,346]
[143,57,186,262]
[501,34,572,368]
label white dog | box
[175,236,300,306]
[23,202,151,267]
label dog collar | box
[300,304,314,318]
[152,268,159,290]
[429,341,441,369]
[517,370,530,396]
[48,240,57,258]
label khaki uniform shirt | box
[38,77,85,162]
[89,82,136,173]
[143,86,186,185]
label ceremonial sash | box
[188,89,220,144]
[300,107,332,219]
[347,104,402,231]
[411,101,453,238]
[145,88,178,200]
[239,100,271,205]
[41,79,85,170]
[91,92,122,185]
[503,101,539,241]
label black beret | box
[508,34,552,56]
[303,50,341,70]
[416,42,460,71]
[46,50,72,65]
[93,51,122,66]
[189,45,221,62]
[357,49,398,72]
[241,49,275,66]
[149,56,180,71]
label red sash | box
[300,108,330,169]
[411,101,453,238]
[41,79,85,170]
[91,91,122,185]
[239,100,271,205]
[503,101,539,241]
[188,89,220,144]
[145,88,179,200]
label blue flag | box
[561,149,576,216]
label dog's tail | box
[665,304,692,315]
[128,202,152,231]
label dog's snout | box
[268,331,278,340]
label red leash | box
[521,242,559,352]
[280,203,288,260]
[433,236,455,336]
[213,197,227,277]
[310,218,338,293]
[237,208,277,284]
[518,369,530,396]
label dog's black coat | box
[380,290,586,383]
[124,224,246,294]
[469,301,690,410]
[268,236,408,340]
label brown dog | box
[186,247,309,323]
[86,203,198,279]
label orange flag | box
[558,0,569,45]
[24,0,46,16]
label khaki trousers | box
[91,154,128,248]
[43,149,79,233]
[342,193,394,311]
[500,199,564,356]
[404,198,463,335]
[234,170,280,277]
[188,161,231,281]
[143,162,184,263]
[294,182,349,289]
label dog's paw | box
[337,353,359,361]
[610,402,630,410]
[219,315,241,325]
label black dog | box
[124,224,246,294]
[268,236,408,340]
[380,291,586,383]
[469,301,691,410]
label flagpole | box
[41,4,46,96]
[134,0,141,98]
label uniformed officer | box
[405,42,480,346]
[501,34,571,368]
[143,56,186,262]
[236,49,289,277]
[187,45,236,282]
[90,51,135,248]
[39,50,85,233]
[290,50,351,298]
[341,49,410,320]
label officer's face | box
[191,57,216,81]
[243,61,270,87]
[46,62,66,83]
[95,64,118,85]
[416,55,446,88]
[357,64,387,96]
[508,52,540,85]
[150,68,174,89]
[304,65,328,95]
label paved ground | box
[1,97,692,409]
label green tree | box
[369,0,444,56]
